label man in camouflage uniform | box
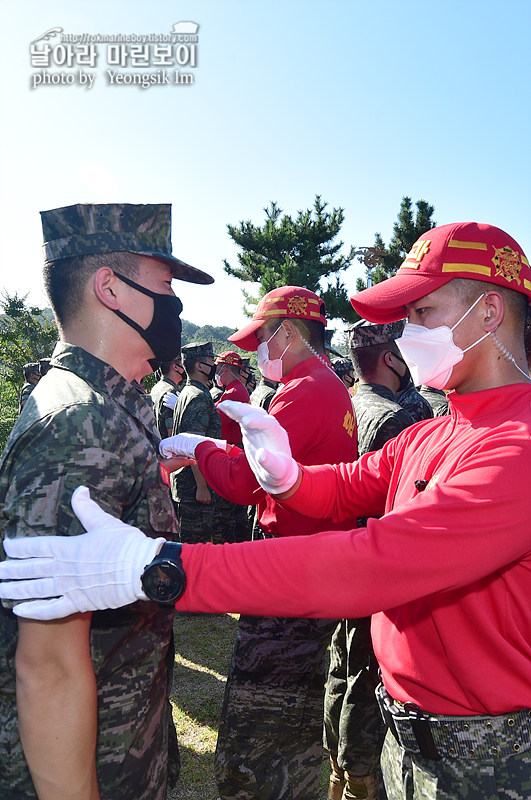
[170,341,222,544]
[324,320,428,800]
[0,202,213,800]
[250,375,278,411]
[418,385,449,416]
[18,362,41,414]
[150,356,185,438]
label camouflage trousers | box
[215,614,338,800]
[381,712,531,799]
[211,494,252,544]
[176,498,216,544]
[323,618,386,776]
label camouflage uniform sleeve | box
[365,409,416,454]
[178,392,216,437]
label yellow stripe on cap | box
[308,297,319,305]
[441,262,492,275]
[523,256,530,267]
[448,239,488,251]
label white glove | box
[217,400,299,494]
[159,433,227,459]
[162,391,178,410]
[0,487,164,620]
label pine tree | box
[355,197,436,292]
[224,196,357,323]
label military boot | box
[343,772,378,800]
[328,754,345,800]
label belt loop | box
[403,703,442,761]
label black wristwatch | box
[141,542,187,605]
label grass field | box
[167,612,330,799]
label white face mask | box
[396,293,490,390]
[257,322,291,382]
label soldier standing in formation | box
[250,375,278,411]
[211,351,252,543]
[170,341,222,544]
[18,363,41,414]
[0,202,213,800]
[149,356,185,438]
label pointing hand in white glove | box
[217,400,300,495]
[159,433,227,459]
[0,487,163,620]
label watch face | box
[141,560,186,604]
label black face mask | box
[112,272,183,368]
[386,352,411,393]
[198,361,217,381]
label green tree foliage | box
[0,292,57,387]
[223,196,357,323]
[356,197,436,292]
[0,292,58,450]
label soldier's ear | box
[93,267,121,310]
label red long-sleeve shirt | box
[197,355,357,536]
[215,378,249,444]
[178,383,531,716]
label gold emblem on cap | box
[492,245,522,285]
[400,239,430,270]
[287,296,308,315]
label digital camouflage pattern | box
[150,375,180,438]
[211,494,251,544]
[40,202,213,284]
[353,383,417,456]
[215,614,338,800]
[250,378,278,411]
[17,382,36,414]
[347,320,405,349]
[396,381,433,423]
[419,385,449,417]
[323,619,386,776]
[170,379,221,543]
[0,343,178,800]
[381,727,531,800]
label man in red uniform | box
[211,350,252,543]
[214,351,250,445]
[165,286,358,800]
[3,223,531,799]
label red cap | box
[350,222,531,323]
[229,286,327,351]
[215,350,244,367]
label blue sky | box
[1,0,530,341]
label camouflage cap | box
[22,362,40,378]
[40,203,214,285]
[347,318,405,349]
[181,341,217,359]
[331,356,354,376]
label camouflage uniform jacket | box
[353,382,417,456]
[396,380,434,423]
[419,385,449,417]
[0,342,177,800]
[150,375,180,438]
[170,379,221,502]
[17,381,35,414]
[250,378,277,411]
